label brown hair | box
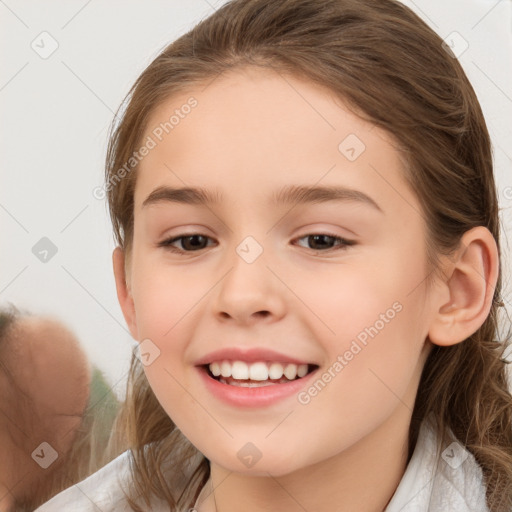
[104,0,512,510]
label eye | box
[158,232,355,254]
[293,233,356,252]
[158,233,215,253]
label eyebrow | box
[142,184,383,212]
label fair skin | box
[0,317,90,511]
[113,66,499,512]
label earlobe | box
[427,226,499,347]
[112,247,138,340]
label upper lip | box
[194,347,314,366]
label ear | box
[112,246,139,340]
[428,226,499,347]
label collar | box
[194,414,489,512]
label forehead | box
[134,66,416,217]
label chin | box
[209,451,306,477]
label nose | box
[212,244,286,325]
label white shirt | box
[34,415,489,512]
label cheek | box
[142,361,208,442]
[292,304,425,466]
[131,260,206,417]
[131,256,206,342]
[296,248,428,422]
[294,260,411,344]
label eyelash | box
[157,232,356,254]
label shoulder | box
[429,425,490,512]
[34,450,137,512]
[386,414,489,512]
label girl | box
[36,0,512,510]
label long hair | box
[103,0,512,510]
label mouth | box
[202,360,319,387]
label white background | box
[1,0,511,398]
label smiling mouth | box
[204,360,319,387]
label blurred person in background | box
[0,304,121,512]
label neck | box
[197,406,414,512]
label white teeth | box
[220,361,231,378]
[221,379,276,387]
[210,361,221,377]
[208,360,310,381]
[231,361,249,380]
[268,362,284,380]
[283,363,298,380]
[297,364,308,378]
[249,362,268,381]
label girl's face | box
[116,66,438,476]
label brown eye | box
[159,234,214,252]
[294,233,356,252]
[158,232,356,255]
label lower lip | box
[197,366,319,408]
